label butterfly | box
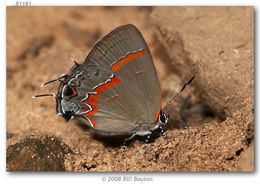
[33,24,194,152]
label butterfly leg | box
[119,133,137,161]
[160,125,168,144]
[119,140,127,162]
[143,131,152,154]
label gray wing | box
[69,25,162,135]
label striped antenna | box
[32,93,57,99]
[40,74,67,87]
[162,76,195,112]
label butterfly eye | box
[159,111,168,124]
[63,85,77,98]
[160,114,166,123]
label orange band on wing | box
[111,50,148,72]
[94,75,121,93]
[84,105,99,116]
[81,75,121,128]
[83,105,99,128]
[84,94,100,103]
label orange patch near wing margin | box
[94,75,121,93]
[111,50,148,72]
[81,75,121,128]
[153,84,162,123]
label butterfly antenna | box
[162,76,195,112]
[32,93,58,99]
[40,74,67,87]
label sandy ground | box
[6,6,254,171]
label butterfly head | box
[158,110,169,126]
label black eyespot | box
[63,86,74,97]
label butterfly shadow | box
[76,122,163,149]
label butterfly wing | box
[59,24,162,136]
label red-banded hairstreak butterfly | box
[33,24,194,153]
